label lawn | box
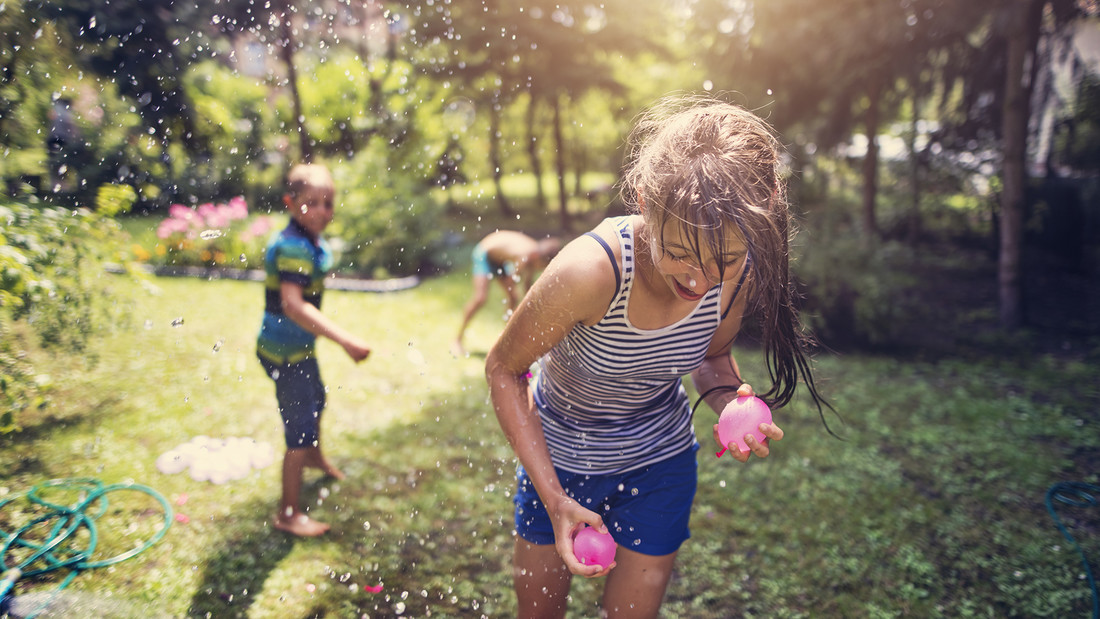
[1,268,1098,618]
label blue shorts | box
[258,355,326,448]
[471,245,515,279]
[513,445,699,556]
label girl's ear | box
[283,194,294,210]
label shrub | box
[795,232,927,348]
[331,155,448,278]
[0,199,132,432]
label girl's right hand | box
[548,495,617,578]
[711,383,784,462]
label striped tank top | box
[533,216,725,475]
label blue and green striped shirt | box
[256,219,332,365]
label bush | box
[331,155,448,278]
[795,231,927,347]
[0,199,133,432]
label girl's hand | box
[711,384,785,463]
[548,495,617,578]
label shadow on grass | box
[186,494,297,618]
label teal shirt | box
[256,220,333,364]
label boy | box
[453,230,561,356]
[256,163,371,537]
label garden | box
[2,0,1100,617]
[1,194,1098,617]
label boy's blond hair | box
[286,164,334,198]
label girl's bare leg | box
[514,537,573,619]
[600,546,677,619]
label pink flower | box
[242,216,274,242]
[226,196,248,220]
[156,217,190,239]
[196,203,218,224]
[168,203,196,222]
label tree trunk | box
[526,94,547,210]
[908,88,923,245]
[861,82,881,239]
[552,96,569,231]
[998,0,1044,329]
[489,98,513,217]
[277,5,312,163]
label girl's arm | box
[485,227,618,577]
[690,281,783,461]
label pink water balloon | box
[573,526,617,570]
[716,395,773,458]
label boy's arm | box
[281,282,371,362]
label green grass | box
[2,271,1098,618]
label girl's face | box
[285,185,335,239]
[648,218,748,302]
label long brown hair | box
[620,95,834,426]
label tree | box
[404,0,644,226]
[206,0,316,163]
[37,0,204,154]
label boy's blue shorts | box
[258,355,326,448]
[513,445,699,557]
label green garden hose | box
[0,477,173,618]
[1046,481,1099,619]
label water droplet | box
[200,229,223,240]
[171,317,184,327]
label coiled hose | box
[1046,481,1099,619]
[0,478,173,618]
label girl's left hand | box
[711,383,785,462]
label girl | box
[485,96,830,618]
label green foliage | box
[179,61,285,207]
[320,59,453,277]
[0,199,133,433]
[0,3,67,184]
[1053,71,1100,173]
[94,183,136,217]
[795,226,926,347]
[330,152,448,278]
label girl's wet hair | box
[621,95,836,429]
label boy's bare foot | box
[320,462,346,481]
[305,451,347,480]
[273,511,330,537]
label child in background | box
[256,163,372,537]
[486,96,832,617]
[453,230,561,357]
